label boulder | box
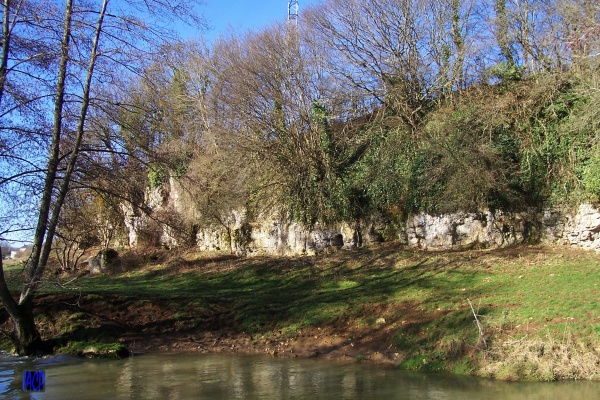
[88,249,121,274]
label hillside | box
[2,243,599,381]
[2,0,598,361]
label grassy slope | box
[2,243,599,380]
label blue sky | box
[190,0,324,40]
[1,1,328,247]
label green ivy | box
[582,144,600,199]
[148,165,168,190]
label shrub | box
[148,165,168,190]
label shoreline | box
[124,326,404,366]
[2,244,599,381]
[14,290,596,381]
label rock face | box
[403,204,600,252]
[406,209,534,250]
[121,185,168,248]
[121,177,193,249]
[196,213,371,256]
[238,204,600,254]
[544,204,600,250]
[122,180,600,254]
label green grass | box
[56,341,130,359]
[18,245,600,338]
[3,243,599,379]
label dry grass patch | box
[480,336,600,381]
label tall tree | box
[0,0,204,355]
[305,0,455,130]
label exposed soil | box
[2,244,598,380]
[16,293,426,365]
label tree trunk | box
[0,0,12,106]
[25,0,109,300]
[0,249,41,355]
[1,0,74,355]
[22,0,73,302]
[12,0,108,355]
[494,0,515,66]
[451,0,465,91]
[12,300,42,356]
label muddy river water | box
[1,352,599,399]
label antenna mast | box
[287,0,299,28]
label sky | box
[188,0,324,40]
[1,1,327,248]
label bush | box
[582,145,600,200]
[148,165,168,190]
[487,62,524,84]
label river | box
[1,352,598,399]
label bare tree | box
[209,24,363,224]
[305,0,439,130]
[0,0,205,355]
[423,0,482,99]
[486,0,599,77]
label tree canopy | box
[0,0,205,355]
[0,0,599,355]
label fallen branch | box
[502,334,528,346]
[468,298,486,348]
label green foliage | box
[147,151,191,190]
[147,69,597,229]
[283,162,353,225]
[399,354,443,372]
[517,82,591,204]
[404,149,445,213]
[279,102,365,225]
[323,75,592,224]
[351,125,412,213]
[311,102,332,152]
[487,62,524,84]
[169,151,192,179]
[581,144,600,199]
[148,165,168,190]
[57,341,130,359]
[415,75,596,211]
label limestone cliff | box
[122,179,600,254]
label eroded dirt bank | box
[1,244,599,380]
[22,293,414,366]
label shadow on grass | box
[23,243,560,362]
[51,243,505,344]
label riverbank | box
[1,243,599,381]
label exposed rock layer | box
[123,180,600,253]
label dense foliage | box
[6,0,597,243]
[123,0,599,231]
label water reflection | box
[1,352,599,399]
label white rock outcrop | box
[561,204,600,250]
[406,209,532,250]
[196,214,368,256]
[403,204,600,252]
[122,179,600,254]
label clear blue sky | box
[1,1,327,248]
[189,0,324,40]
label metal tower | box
[287,0,299,28]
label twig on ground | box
[502,335,528,346]
[468,298,486,348]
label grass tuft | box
[56,341,130,359]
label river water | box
[1,352,598,399]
